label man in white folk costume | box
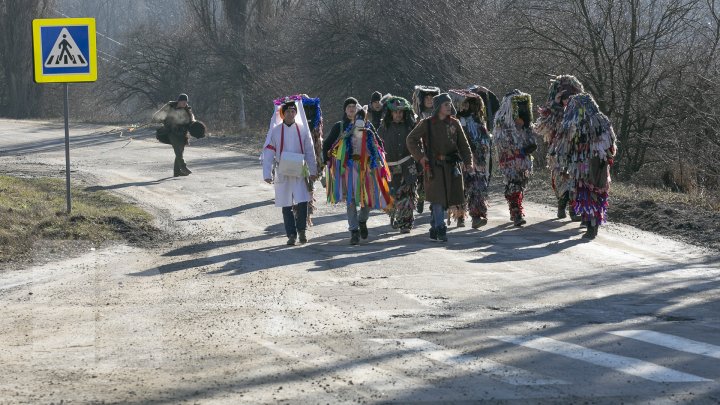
[262,97,318,245]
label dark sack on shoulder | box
[156,126,171,144]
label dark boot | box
[359,221,368,239]
[558,193,568,219]
[350,230,360,245]
[471,217,487,229]
[514,214,527,227]
[298,230,307,244]
[429,227,438,241]
[287,235,297,245]
[182,164,192,174]
[438,226,448,242]
[417,200,424,214]
[582,224,597,239]
[457,217,466,228]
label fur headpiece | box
[449,88,486,120]
[412,85,441,115]
[495,89,534,129]
[467,85,500,129]
[547,75,585,104]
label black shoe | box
[390,218,398,229]
[429,227,438,240]
[438,227,448,242]
[570,213,582,222]
[514,215,526,227]
[174,170,189,177]
[416,200,424,214]
[182,166,192,174]
[457,217,466,228]
[287,236,296,245]
[298,230,307,244]
[580,220,589,228]
[359,221,368,239]
[350,230,360,245]
[400,228,411,234]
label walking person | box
[152,93,195,177]
[535,75,585,220]
[450,89,493,229]
[493,90,538,226]
[563,93,617,239]
[377,96,418,233]
[325,101,392,245]
[411,85,442,214]
[406,93,473,242]
[262,98,318,245]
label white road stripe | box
[491,335,711,383]
[609,330,720,360]
[370,338,567,386]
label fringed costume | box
[450,89,493,229]
[563,93,617,239]
[534,75,585,220]
[325,103,392,244]
[493,90,538,226]
[377,96,418,233]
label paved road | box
[1,119,719,404]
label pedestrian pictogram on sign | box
[44,28,88,68]
[32,18,97,83]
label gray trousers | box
[346,202,370,231]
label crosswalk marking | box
[370,338,567,386]
[491,335,711,383]
[609,330,720,360]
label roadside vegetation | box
[0,175,161,263]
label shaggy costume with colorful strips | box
[563,93,617,238]
[326,119,392,209]
[493,90,538,225]
[535,75,585,219]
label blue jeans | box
[430,203,446,230]
[282,202,307,238]
[347,202,370,231]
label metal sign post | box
[63,83,71,213]
[32,18,97,214]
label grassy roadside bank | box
[525,169,720,251]
[0,175,162,263]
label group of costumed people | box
[258,74,617,246]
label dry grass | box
[0,175,160,263]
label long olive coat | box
[406,116,473,208]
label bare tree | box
[0,0,52,118]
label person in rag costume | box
[325,103,392,245]
[563,93,617,239]
[368,91,384,130]
[449,89,493,229]
[467,85,500,132]
[377,96,418,233]
[295,94,324,226]
[262,97,318,245]
[406,93,473,242]
[493,90,538,226]
[152,93,196,177]
[411,85,442,214]
[534,75,585,220]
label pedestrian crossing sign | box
[32,18,97,83]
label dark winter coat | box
[378,121,417,190]
[406,116,473,208]
[322,116,352,164]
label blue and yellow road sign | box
[32,18,97,83]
